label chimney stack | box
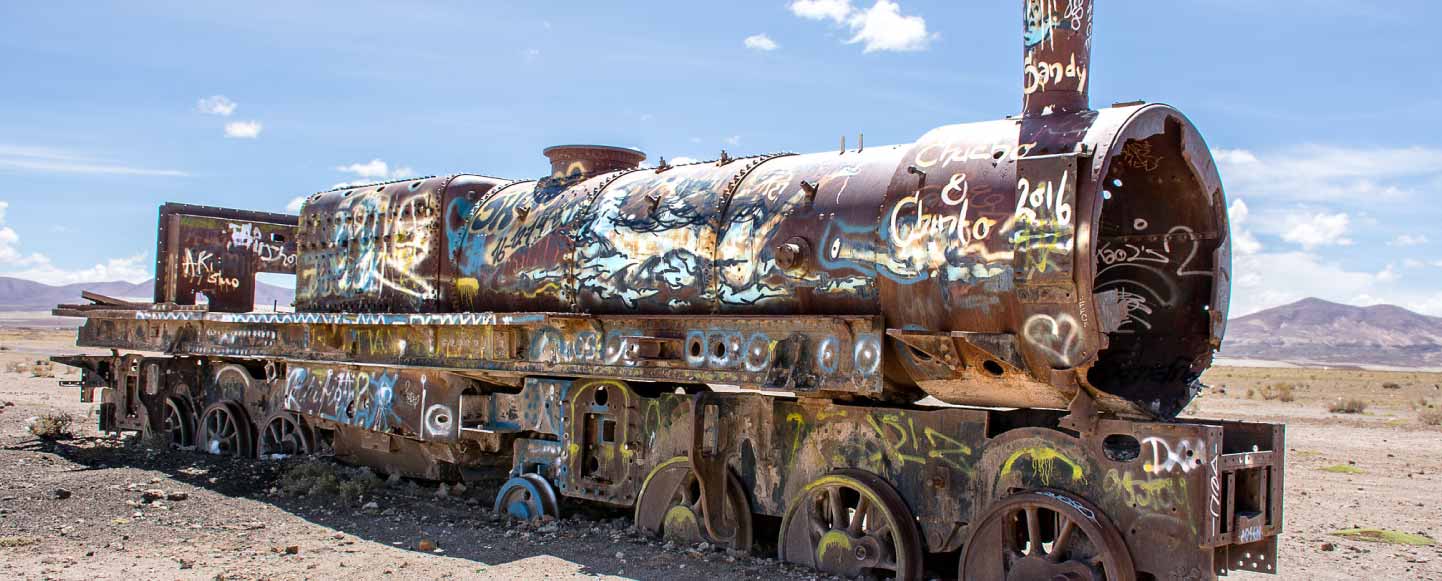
[1023,0,1093,116]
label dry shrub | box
[4,361,27,374]
[279,459,381,504]
[27,412,74,439]
[1383,382,1403,390]
[1260,383,1296,402]
[1329,399,1369,414]
[1420,409,1442,426]
[29,360,54,378]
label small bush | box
[1382,382,1403,390]
[1320,464,1363,475]
[29,361,54,378]
[1329,399,1369,414]
[1260,383,1296,402]
[279,459,381,504]
[4,361,27,374]
[0,536,38,548]
[1419,409,1442,426]
[27,412,74,439]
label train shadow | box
[7,434,769,580]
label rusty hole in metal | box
[594,385,609,406]
[982,360,1005,376]
[712,340,727,359]
[1102,434,1140,462]
[907,346,933,362]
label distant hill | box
[0,276,295,312]
[1221,298,1442,368]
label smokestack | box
[1023,0,1093,116]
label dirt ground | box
[1,327,1440,580]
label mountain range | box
[1220,297,1442,368]
[0,276,294,312]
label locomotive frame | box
[50,1,1284,579]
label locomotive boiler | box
[51,2,1282,580]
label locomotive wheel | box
[777,470,923,580]
[961,490,1135,581]
[199,401,255,458]
[635,457,753,551]
[258,412,314,458]
[495,474,560,522]
[160,397,195,449]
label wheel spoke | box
[828,487,846,530]
[1025,507,1042,556]
[850,496,870,535]
[1049,519,1076,562]
[808,504,829,538]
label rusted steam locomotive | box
[52,1,1284,579]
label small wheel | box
[495,474,561,522]
[258,412,314,458]
[635,457,753,551]
[961,490,1136,581]
[777,470,923,580]
[200,401,255,458]
[160,397,195,448]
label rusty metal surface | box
[154,204,299,313]
[296,176,455,313]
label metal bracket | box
[1058,387,1100,435]
[687,392,735,541]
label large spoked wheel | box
[199,401,255,458]
[160,397,196,449]
[257,412,314,458]
[777,470,924,580]
[961,490,1136,581]
[495,473,561,522]
[635,457,753,551]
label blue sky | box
[1,0,1439,317]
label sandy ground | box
[1,327,1440,580]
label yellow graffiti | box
[455,277,479,302]
[1104,469,1188,513]
[922,427,975,473]
[787,412,806,459]
[865,413,975,473]
[1000,446,1086,486]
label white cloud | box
[0,200,149,284]
[285,196,308,213]
[1273,211,1352,249]
[224,121,263,139]
[744,34,779,51]
[790,0,853,23]
[196,95,237,116]
[725,135,742,146]
[1215,145,1442,203]
[337,159,393,179]
[1226,198,1262,256]
[845,0,933,53]
[1390,233,1429,247]
[0,144,187,176]
[330,159,416,189]
[789,0,933,53]
[668,156,700,165]
[1231,251,1399,317]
